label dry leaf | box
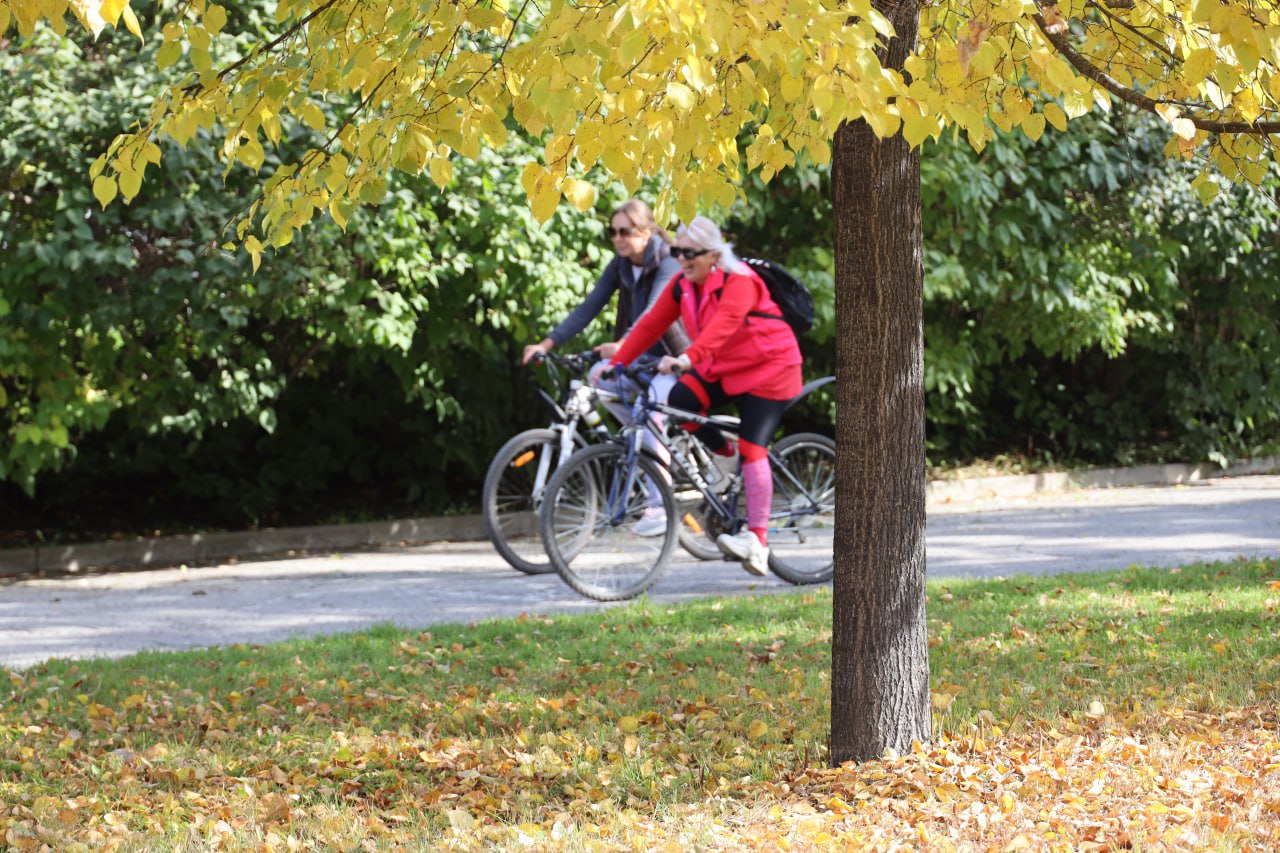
[958,19,992,77]
[1041,4,1068,35]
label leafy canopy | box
[5,0,1279,256]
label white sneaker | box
[716,529,770,576]
[633,506,667,537]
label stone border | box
[0,515,487,577]
[4,455,1279,577]
[925,455,1280,504]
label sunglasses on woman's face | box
[606,226,641,239]
[670,247,711,260]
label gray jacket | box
[548,235,691,357]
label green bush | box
[1,11,618,537]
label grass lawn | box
[3,557,1280,850]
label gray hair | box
[676,215,747,274]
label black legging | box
[667,371,790,451]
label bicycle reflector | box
[513,451,536,468]
[683,513,703,535]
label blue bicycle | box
[538,363,836,600]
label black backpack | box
[742,258,815,336]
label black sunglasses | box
[605,226,641,239]
[670,247,711,260]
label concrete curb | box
[0,515,487,577]
[926,455,1280,504]
[4,455,1279,577]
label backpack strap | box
[675,272,783,323]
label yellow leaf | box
[101,0,130,26]
[1043,102,1068,131]
[428,156,453,188]
[1062,91,1090,119]
[666,81,696,111]
[205,4,228,34]
[92,175,118,209]
[560,177,595,211]
[1021,113,1046,142]
[618,715,640,734]
[532,187,562,224]
[1171,117,1196,140]
[328,197,352,230]
[270,226,294,248]
[748,719,768,740]
[190,47,213,73]
[1233,89,1261,124]
[121,6,142,42]
[238,139,266,171]
[825,795,852,814]
[521,161,548,200]
[901,111,935,148]
[119,169,142,201]
[1182,47,1217,87]
[156,40,182,70]
[245,235,264,272]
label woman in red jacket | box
[609,216,803,576]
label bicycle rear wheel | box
[540,443,677,601]
[766,432,836,585]
[482,428,582,575]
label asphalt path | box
[3,475,1279,669]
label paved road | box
[3,475,1279,669]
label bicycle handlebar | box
[527,350,602,372]
[597,356,661,384]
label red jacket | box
[613,265,803,399]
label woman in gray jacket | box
[522,198,690,535]
[522,198,688,365]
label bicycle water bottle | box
[568,381,603,430]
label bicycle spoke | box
[766,434,836,585]
[540,443,677,600]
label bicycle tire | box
[766,432,836,585]
[540,443,677,601]
[482,428,584,575]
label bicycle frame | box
[523,353,623,504]
[605,369,833,530]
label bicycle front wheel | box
[767,433,836,585]
[482,428,581,575]
[540,443,677,601]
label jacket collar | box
[691,267,727,299]
[640,235,669,272]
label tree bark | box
[829,0,931,765]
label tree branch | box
[183,0,344,94]
[1031,11,1280,134]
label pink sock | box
[741,457,772,547]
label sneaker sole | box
[716,538,749,560]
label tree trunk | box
[828,0,930,765]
